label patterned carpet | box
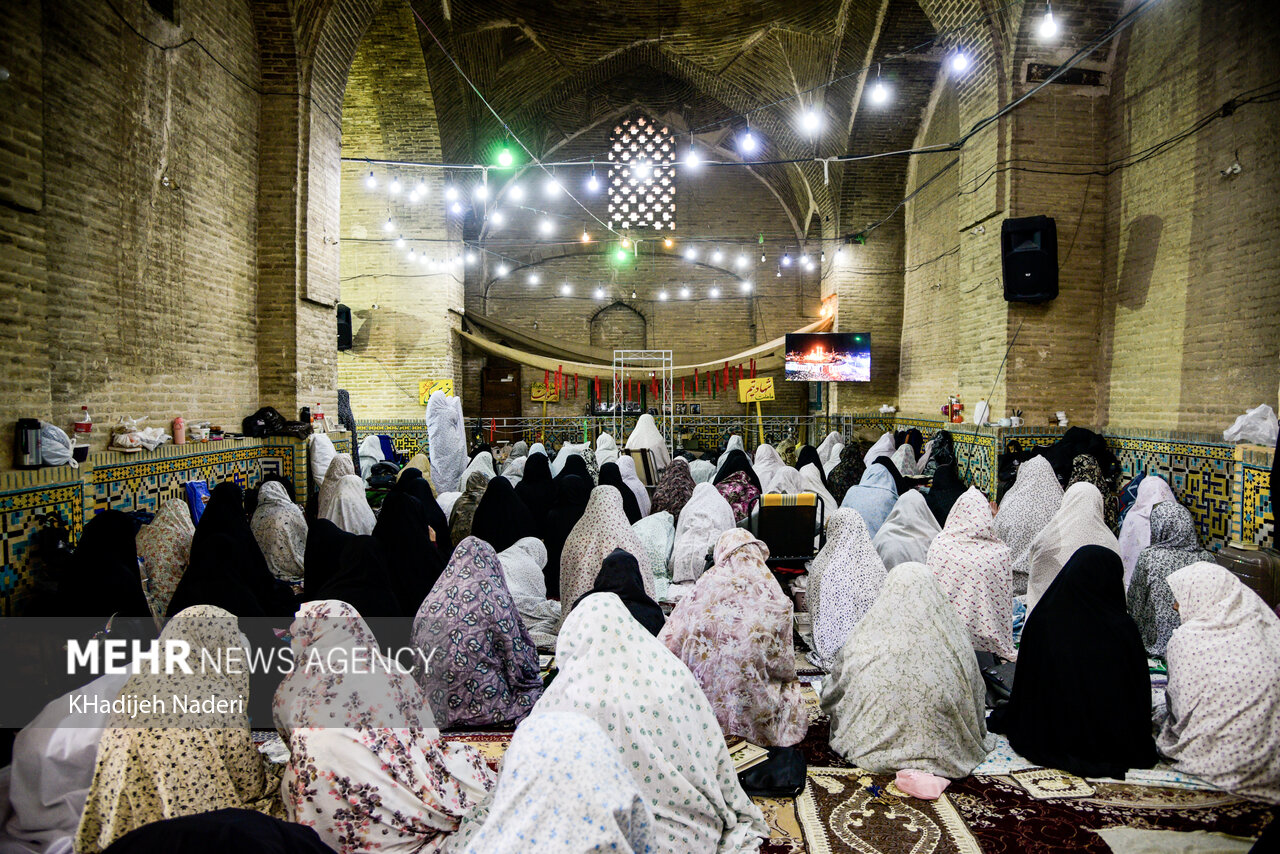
[441,684,1278,853]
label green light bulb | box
[615,248,628,262]
[497,147,513,168]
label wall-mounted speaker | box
[1001,215,1058,303]
[336,303,352,351]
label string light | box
[951,51,970,72]
[496,264,509,277]
[474,183,488,200]
[615,248,629,262]
[1039,3,1059,39]
[711,248,724,263]
[365,171,377,189]
[395,235,405,248]
[560,283,572,296]
[450,201,463,215]
[509,183,524,201]
[679,287,690,299]
[497,147,513,168]
[388,177,401,195]
[781,253,792,266]
[663,237,674,249]
[465,251,477,264]
[382,217,394,233]
[586,170,600,192]
[735,252,749,269]
[406,247,416,260]
[544,176,562,197]
[528,272,540,285]
[632,160,651,180]
[444,185,459,201]
[594,287,605,299]
[760,251,767,263]
[800,108,822,136]
[581,229,591,243]
[684,246,698,261]
[684,147,701,170]
[740,280,753,293]
[658,290,669,301]
[621,237,631,249]
[871,80,890,105]
[490,210,505,227]
[709,286,720,298]
[539,217,554,235]
[739,129,758,153]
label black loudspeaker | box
[336,303,352,351]
[1001,215,1058,303]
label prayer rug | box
[1011,768,1096,799]
[946,775,1275,853]
[441,731,513,770]
[796,766,981,854]
[756,795,806,854]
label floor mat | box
[946,775,1275,854]
[796,766,981,854]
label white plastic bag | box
[1223,404,1278,445]
[39,421,76,468]
[972,400,990,427]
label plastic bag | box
[185,481,212,525]
[1223,404,1278,446]
[972,400,990,427]
[895,769,950,800]
[39,421,76,468]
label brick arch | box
[590,301,648,350]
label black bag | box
[737,746,807,798]
[243,407,312,440]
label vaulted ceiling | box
[407,0,944,239]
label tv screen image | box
[784,332,871,382]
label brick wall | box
[1,0,263,466]
[335,0,463,420]
[1100,0,1280,430]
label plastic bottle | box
[173,416,186,445]
[73,406,92,437]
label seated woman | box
[650,457,697,523]
[581,548,665,635]
[994,455,1063,596]
[497,536,561,648]
[135,498,196,624]
[1026,482,1120,614]
[1157,563,1280,803]
[660,529,807,746]
[926,487,1018,661]
[671,483,736,584]
[872,489,941,569]
[536,592,766,854]
[988,546,1157,779]
[448,471,491,546]
[75,606,283,852]
[413,537,543,729]
[838,461,900,537]
[542,473,592,599]
[322,473,377,535]
[273,600,496,853]
[599,462,643,524]
[1127,502,1215,657]
[1118,474,1178,588]
[455,712,654,853]
[372,490,445,616]
[248,481,306,585]
[825,441,867,504]
[469,475,538,553]
[93,809,334,854]
[821,563,993,777]
[58,509,151,619]
[632,510,676,601]
[624,412,672,471]
[559,486,652,623]
[810,509,888,667]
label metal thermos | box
[15,419,41,468]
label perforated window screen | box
[607,115,675,231]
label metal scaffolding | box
[611,350,673,456]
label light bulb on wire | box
[658,290,669,301]
[544,176,562,197]
[528,272,540,285]
[560,283,572,296]
[800,108,822,136]
[739,128,758,153]
[490,210,504,227]
[709,286,720,299]
[474,183,488,200]
[395,234,405,248]
[684,246,697,261]
[444,185,459,201]
[870,80,890,105]
[538,217,554,236]
[663,237,674,249]
[1038,3,1059,39]
[594,287,605,300]
[632,160,651,180]
[388,177,401,195]
[950,51,970,72]
[465,251,477,264]
[740,280,753,293]
[735,253,749,269]
[712,248,724,263]
[781,253,792,267]
[406,247,416,261]
[365,171,377,189]
[581,229,591,243]
[497,147,513,168]
[450,201,463,215]
[586,171,600,192]
[508,183,524,202]
[679,287,690,299]
[382,217,394,233]
[684,147,701,170]
[496,264,509,277]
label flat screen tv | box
[784,332,870,382]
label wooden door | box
[480,359,521,443]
